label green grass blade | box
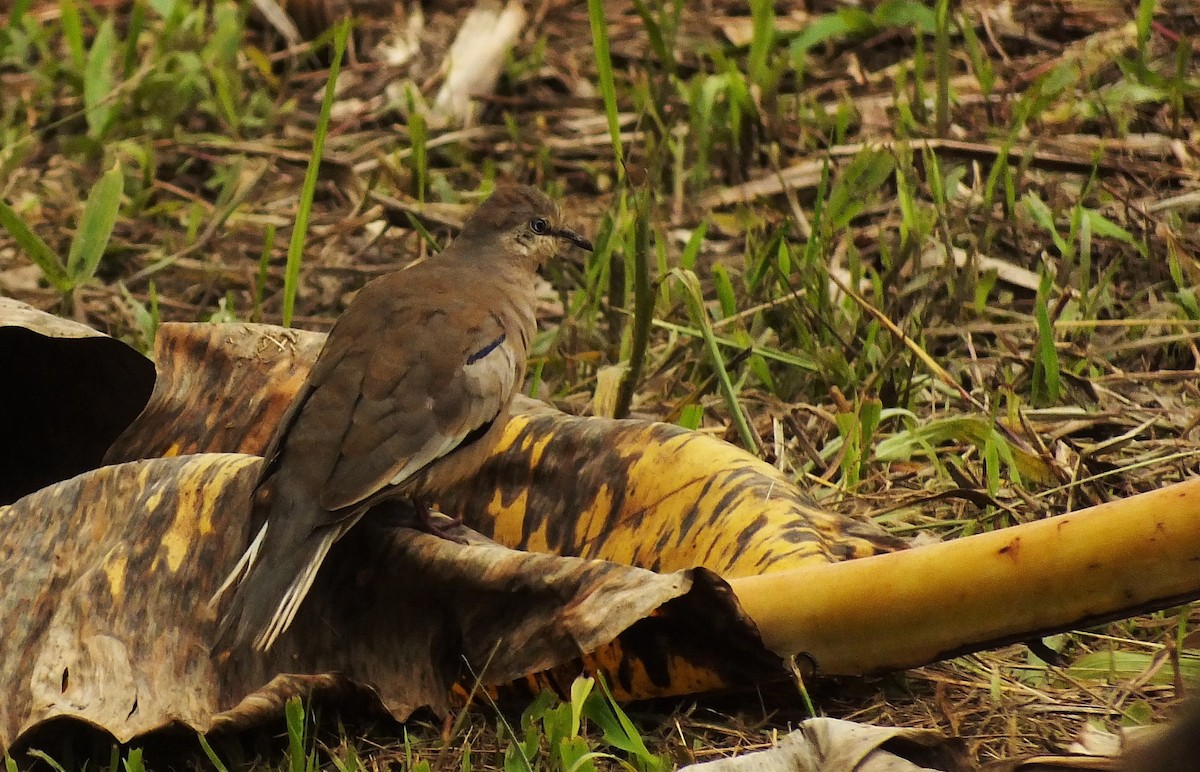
[6,0,32,27]
[582,675,666,772]
[677,403,703,430]
[282,18,350,327]
[121,0,145,77]
[587,0,624,178]
[58,0,85,72]
[933,0,950,136]
[0,198,71,291]
[1135,0,1156,80]
[122,747,145,772]
[84,17,117,138]
[404,212,442,253]
[285,696,306,772]
[567,675,594,738]
[790,11,868,63]
[196,733,231,772]
[748,0,774,89]
[1032,268,1061,406]
[117,279,159,351]
[1,0,33,57]
[410,107,427,201]
[712,263,737,319]
[614,189,653,419]
[959,14,994,96]
[24,751,67,772]
[670,268,760,453]
[66,160,124,285]
[404,85,428,202]
[628,0,673,77]
[146,0,174,17]
[679,219,707,271]
[650,318,817,371]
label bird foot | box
[415,500,468,544]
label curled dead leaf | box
[0,297,154,504]
[8,302,870,747]
[100,320,899,701]
[1,450,761,749]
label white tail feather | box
[209,522,269,609]
[252,529,338,651]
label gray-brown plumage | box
[212,185,592,652]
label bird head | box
[457,185,593,269]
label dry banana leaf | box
[101,319,899,700]
[99,318,1200,682]
[0,448,767,749]
[0,297,153,504]
[0,302,824,748]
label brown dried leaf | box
[0,297,154,504]
[1,303,818,746]
[0,450,725,748]
[100,320,897,700]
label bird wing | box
[304,275,523,512]
[251,292,377,494]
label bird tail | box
[210,486,342,653]
[209,520,270,609]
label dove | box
[212,185,592,652]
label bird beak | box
[552,227,593,252]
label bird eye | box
[530,218,549,234]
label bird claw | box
[415,501,469,544]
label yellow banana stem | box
[729,478,1200,675]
